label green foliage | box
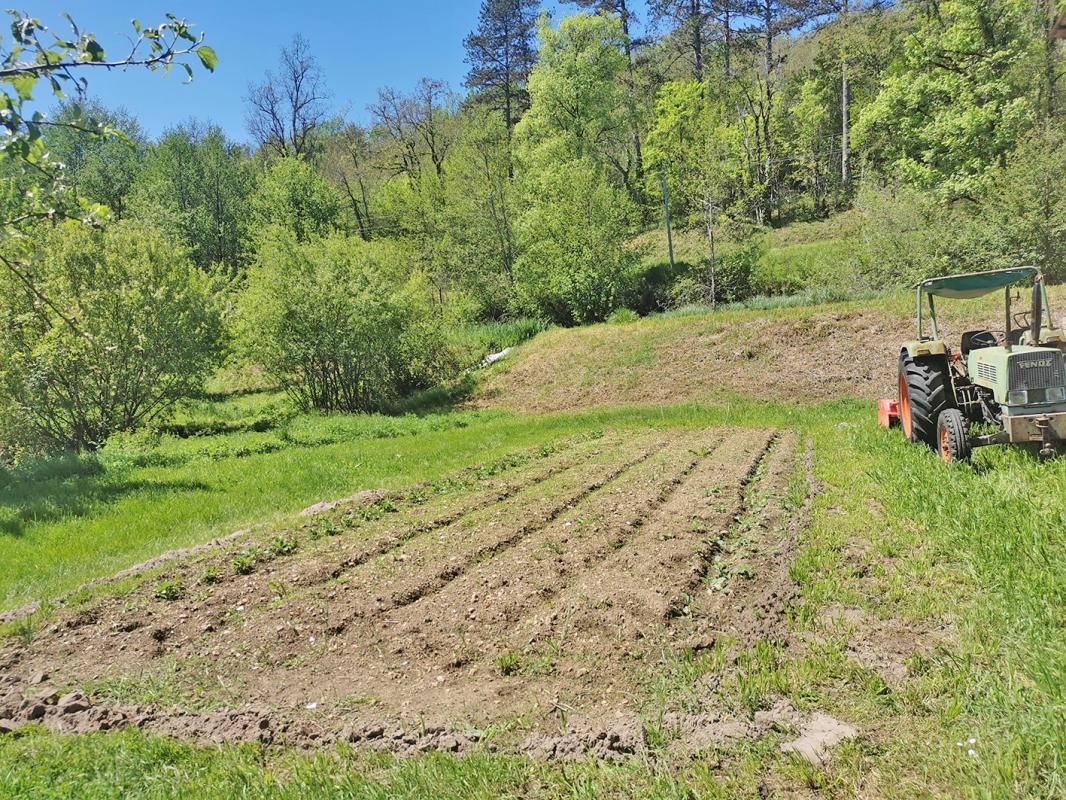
[665,235,761,307]
[985,125,1066,281]
[42,100,148,218]
[0,11,213,231]
[855,0,1041,199]
[0,221,223,452]
[518,13,630,164]
[129,121,256,271]
[237,232,456,412]
[250,158,346,243]
[152,579,186,601]
[513,152,641,325]
[605,308,639,324]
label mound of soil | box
[0,428,846,758]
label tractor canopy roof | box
[914,267,1039,299]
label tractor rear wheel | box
[937,409,971,463]
[898,354,953,449]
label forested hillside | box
[3,0,1066,455]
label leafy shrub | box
[237,232,457,413]
[513,154,642,325]
[268,535,299,557]
[231,552,256,575]
[854,185,1016,288]
[664,236,760,307]
[0,221,223,452]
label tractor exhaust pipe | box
[1032,276,1044,344]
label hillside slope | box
[477,288,1066,410]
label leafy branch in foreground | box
[0,10,216,331]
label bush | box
[854,185,1015,288]
[513,155,642,325]
[664,235,760,308]
[0,221,223,453]
[237,232,457,413]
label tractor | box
[880,267,1066,462]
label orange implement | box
[878,398,900,429]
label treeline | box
[2,0,1065,453]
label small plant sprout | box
[153,580,186,601]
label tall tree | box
[43,100,147,218]
[649,0,713,80]
[742,0,823,223]
[246,34,330,158]
[855,0,1041,200]
[370,79,457,181]
[322,124,380,242]
[464,0,539,132]
[565,0,647,190]
[130,121,256,270]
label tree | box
[250,158,346,243]
[855,0,1041,200]
[370,79,457,181]
[322,124,382,242]
[0,221,222,451]
[442,106,518,317]
[464,0,539,133]
[42,99,147,218]
[0,10,214,333]
[565,0,647,189]
[237,232,454,412]
[739,0,824,223]
[514,146,641,324]
[130,121,256,270]
[246,34,330,158]
[649,1,713,80]
[518,13,634,186]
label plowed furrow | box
[279,433,669,635]
[364,431,720,656]
[497,428,778,658]
[279,432,623,590]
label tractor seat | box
[961,330,997,355]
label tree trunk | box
[619,3,644,189]
[692,0,704,80]
[840,0,850,186]
[723,0,732,79]
[762,0,774,224]
[704,200,717,307]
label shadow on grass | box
[383,374,478,417]
[0,462,212,537]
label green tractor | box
[884,267,1066,462]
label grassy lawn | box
[1,387,1063,797]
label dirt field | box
[0,427,841,759]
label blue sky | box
[24,1,650,143]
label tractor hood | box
[915,267,1039,299]
[969,345,1066,406]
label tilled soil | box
[0,427,828,758]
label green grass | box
[1,332,1064,797]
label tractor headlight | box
[1047,387,1066,402]
[1008,390,1029,406]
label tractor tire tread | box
[900,355,953,449]
[938,408,972,463]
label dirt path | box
[0,427,818,757]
